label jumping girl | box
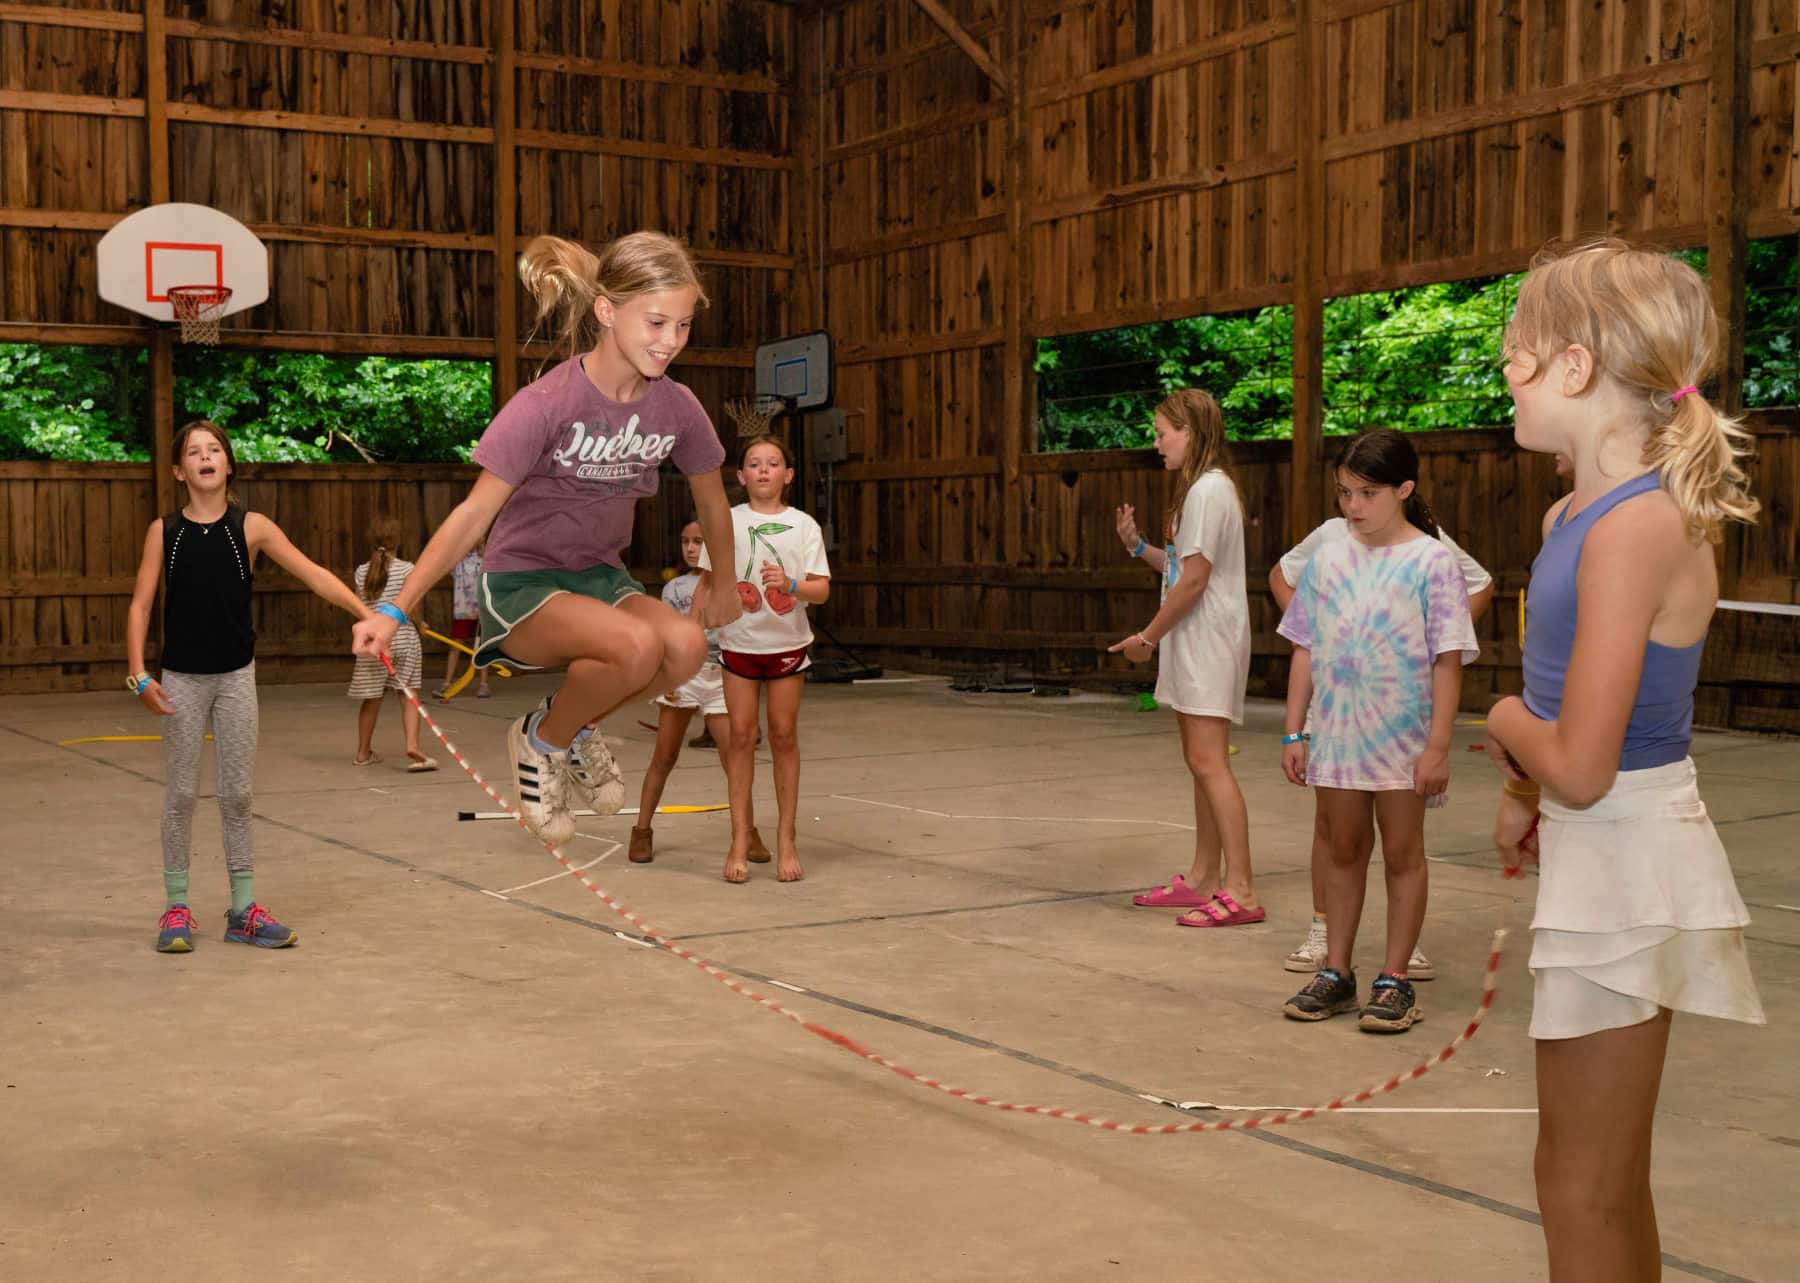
[1485,240,1763,1282]
[126,419,373,952]
[630,518,770,867]
[1278,429,1477,1033]
[350,232,740,848]
[1269,505,1495,979]
[348,516,437,771]
[699,435,830,884]
[1109,388,1262,928]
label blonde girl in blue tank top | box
[1486,241,1764,1283]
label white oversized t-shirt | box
[1279,518,1492,595]
[699,503,831,654]
[1155,470,1252,722]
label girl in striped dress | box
[349,517,436,771]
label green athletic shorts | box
[473,563,644,669]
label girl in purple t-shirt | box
[352,231,740,848]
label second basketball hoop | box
[723,393,794,440]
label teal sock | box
[229,872,255,915]
[163,870,189,908]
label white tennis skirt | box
[1528,758,1765,1040]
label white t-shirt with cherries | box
[699,503,831,654]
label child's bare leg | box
[441,646,459,690]
[506,597,671,745]
[1176,713,1254,901]
[1372,789,1429,976]
[1317,788,1374,974]
[637,705,693,826]
[400,694,426,761]
[355,696,382,762]
[765,673,806,881]
[720,671,761,883]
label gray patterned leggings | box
[160,663,259,874]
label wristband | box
[788,576,798,597]
[126,671,151,694]
[1502,777,1541,798]
[1281,732,1309,745]
[1134,633,1156,650]
[1130,538,1146,558]
[373,601,409,627]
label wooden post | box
[493,0,519,410]
[999,0,1031,562]
[1289,0,1326,546]
[1706,0,1749,594]
[792,2,825,514]
[144,0,175,516]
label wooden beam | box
[791,2,826,331]
[1290,0,1327,546]
[164,101,489,144]
[0,4,141,32]
[1029,283,1293,341]
[1752,31,1800,67]
[493,0,519,413]
[836,327,1006,364]
[145,0,173,518]
[1028,151,1294,225]
[162,18,491,65]
[830,18,1000,89]
[150,329,175,517]
[1709,0,1751,598]
[1026,17,1295,110]
[999,0,1032,554]
[1321,57,1707,164]
[514,127,790,171]
[825,214,1007,265]
[515,50,781,95]
[822,102,1005,165]
[1323,0,1410,21]
[908,0,1007,92]
[0,89,142,118]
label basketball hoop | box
[723,393,791,440]
[166,284,233,345]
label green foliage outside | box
[0,346,491,463]
[1036,236,1800,452]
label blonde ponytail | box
[1510,238,1760,544]
[518,235,601,360]
[1642,391,1759,544]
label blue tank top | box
[1522,472,1702,771]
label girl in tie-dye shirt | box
[1276,430,1478,1036]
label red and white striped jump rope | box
[380,652,1507,1134]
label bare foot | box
[722,838,750,884]
[777,843,804,882]
[406,748,430,764]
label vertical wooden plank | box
[494,0,520,411]
[1290,0,1326,544]
[999,0,1031,563]
[143,0,174,518]
[1707,0,1750,594]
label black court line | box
[21,724,1773,1281]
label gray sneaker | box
[537,696,624,815]
[509,713,576,847]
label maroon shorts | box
[450,617,478,640]
[721,647,811,681]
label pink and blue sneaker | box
[156,904,194,953]
[223,903,297,949]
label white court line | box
[853,677,936,685]
[1142,1095,1535,1115]
[767,979,809,993]
[832,794,1195,831]
[491,843,618,897]
[1775,904,1800,914]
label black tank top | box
[160,506,256,673]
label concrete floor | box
[2,675,1796,1282]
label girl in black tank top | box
[125,421,375,955]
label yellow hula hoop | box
[421,628,512,699]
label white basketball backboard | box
[755,331,833,411]
[97,203,269,323]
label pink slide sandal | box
[1131,874,1214,909]
[1176,892,1267,928]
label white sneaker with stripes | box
[507,714,576,847]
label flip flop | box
[1176,892,1267,928]
[352,752,381,766]
[1132,874,1213,908]
[406,756,439,773]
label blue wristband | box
[373,601,409,627]
[1281,732,1309,745]
[788,576,798,597]
[1131,538,1147,558]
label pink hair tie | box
[1671,385,1699,403]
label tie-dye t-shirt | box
[1277,534,1479,791]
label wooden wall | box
[800,0,1799,724]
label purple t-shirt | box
[472,358,726,573]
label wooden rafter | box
[909,0,1008,92]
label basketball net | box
[167,284,233,345]
[724,394,787,440]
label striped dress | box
[347,557,423,696]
